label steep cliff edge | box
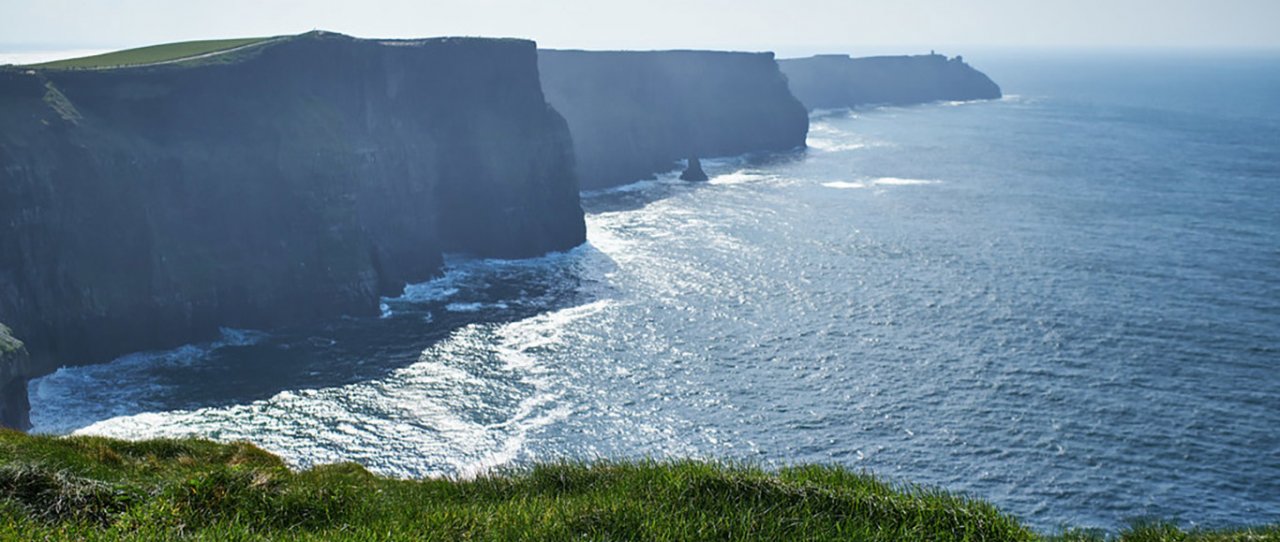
[778,53,1001,110]
[0,32,585,428]
[0,324,32,429]
[538,50,809,190]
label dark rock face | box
[0,32,585,428]
[538,50,809,190]
[778,53,1001,110]
[680,157,709,182]
[0,324,32,430]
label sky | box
[2,0,1279,60]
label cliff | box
[0,32,585,428]
[778,53,1001,110]
[538,50,809,190]
[0,325,31,429]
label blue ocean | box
[27,52,1280,531]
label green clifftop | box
[0,431,1274,541]
[26,37,276,70]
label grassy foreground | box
[0,430,1274,541]
[28,38,271,69]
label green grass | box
[0,430,1274,541]
[28,37,273,69]
[0,324,22,355]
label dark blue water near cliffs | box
[28,53,1280,531]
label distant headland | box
[780,52,1002,109]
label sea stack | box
[680,157,709,181]
[538,49,808,189]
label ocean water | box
[28,53,1280,531]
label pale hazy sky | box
[2,0,1279,56]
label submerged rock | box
[680,157,709,181]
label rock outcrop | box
[778,53,1001,110]
[0,32,586,428]
[0,324,32,429]
[679,157,709,182]
[538,50,808,190]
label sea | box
[26,51,1280,532]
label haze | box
[3,0,1279,57]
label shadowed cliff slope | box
[0,326,30,429]
[539,50,809,190]
[0,31,585,428]
[779,53,1001,110]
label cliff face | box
[778,54,1001,110]
[538,50,809,190]
[0,32,585,428]
[0,324,31,429]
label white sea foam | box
[399,284,460,303]
[579,154,757,195]
[809,107,856,120]
[807,139,868,153]
[709,170,769,185]
[29,328,267,435]
[807,117,889,153]
[822,181,869,189]
[579,175,679,197]
[65,299,613,478]
[445,301,509,312]
[382,246,588,318]
[872,177,940,186]
[583,214,632,256]
[823,177,941,189]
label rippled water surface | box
[30,54,1280,531]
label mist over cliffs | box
[779,53,1001,110]
[538,50,809,190]
[0,32,585,428]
